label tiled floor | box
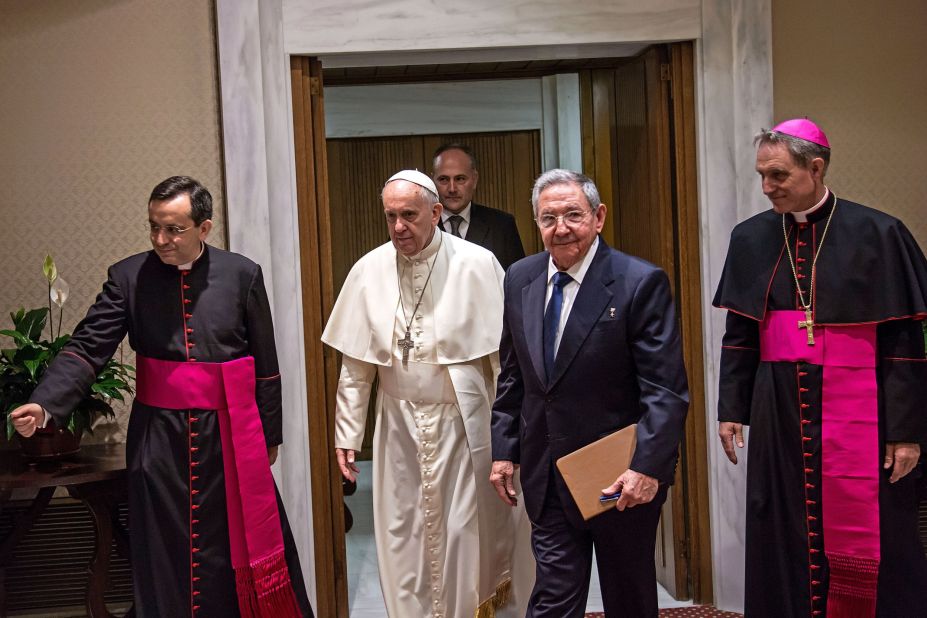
[345,461,693,617]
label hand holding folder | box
[555,424,638,520]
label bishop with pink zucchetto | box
[713,119,927,617]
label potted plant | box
[0,256,134,458]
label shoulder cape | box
[713,197,927,324]
[322,232,505,365]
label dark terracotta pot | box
[18,422,82,459]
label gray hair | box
[754,129,831,175]
[531,169,601,216]
[381,180,440,207]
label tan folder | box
[555,424,637,521]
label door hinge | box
[660,63,672,82]
[309,76,321,96]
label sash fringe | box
[235,551,301,618]
[826,553,879,618]
[474,578,512,618]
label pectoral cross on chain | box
[797,309,815,346]
[398,329,415,363]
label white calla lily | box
[50,276,70,308]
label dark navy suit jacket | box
[491,238,689,525]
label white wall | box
[325,77,583,171]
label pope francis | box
[322,170,521,617]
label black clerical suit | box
[714,193,927,617]
[492,238,689,617]
[441,202,526,270]
[30,245,312,618]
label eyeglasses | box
[147,223,195,237]
[535,209,591,229]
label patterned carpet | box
[586,607,742,617]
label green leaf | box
[17,308,49,341]
[23,359,41,380]
[50,335,70,353]
[43,255,57,283]
[0,329,31,346]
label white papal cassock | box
[322,230,526,618]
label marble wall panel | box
[283,0,700,54]
[215,0,316,604]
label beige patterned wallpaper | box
[772,0,927,249]
[0,1,226,443]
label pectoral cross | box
[797,309,815,346]
[398,329,415,363]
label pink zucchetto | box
[771,118,830,148]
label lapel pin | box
[609,308,616,318]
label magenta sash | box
[135,355,300,618]
[760,311,880,617]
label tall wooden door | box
[580,42,711,603]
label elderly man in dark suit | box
[490,169,689,617]
[432,143,526,270]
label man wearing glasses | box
[490,169,689,617]
[10,176,312,617]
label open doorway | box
[290,42,710,617]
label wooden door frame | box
[290,56,349,618]
[290,43,710,614]
[668,42,713,604]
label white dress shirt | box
[441,202,472,239]
[545,237,600,356]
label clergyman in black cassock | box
[714,120,927,617]
[13,177,312,617]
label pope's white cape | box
[321,230,506,364]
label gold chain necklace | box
[781,194,837,346]
[396,231,443,363]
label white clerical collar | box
[399,227,442,263]
[441,202,472,224]
[548,236,599,286]
[177,243,206,270]
[792,188,830,222]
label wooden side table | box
[0,443,129,618]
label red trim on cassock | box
[181,273,192,361]
[60,350,96,377]
[189,410,200,616]
[797,365,821,615]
